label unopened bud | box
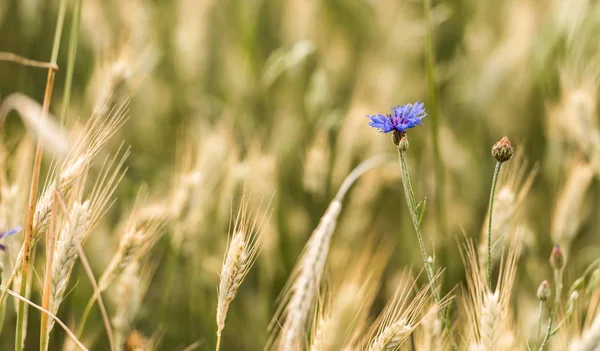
[550,244,565,270]
[537,280,550,301]
[491,136,514,163]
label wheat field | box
[1,0,600,350]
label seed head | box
[537,280,550,301]
[491,137,514,163]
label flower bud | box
[491,137,514,163]
[550,244,565,270]
[393,131,409,151]
[537,280,550,301]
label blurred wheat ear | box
[215,193,270,351]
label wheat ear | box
[269,155,388,350]
[368,319,411,351]
[45,150,128,337]
[2,102,128,308]
[112,262,145,350]
[364,272,438,351]
[215,195,268,351]
[97,214,162,293]
[480,291,501,351]
[48,200,91,333]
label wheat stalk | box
[215,195,267,351]
[270,156,388,350]
[310,243,389,351]
[48,200,90,333]
[480,291,502,351]
[461,231,521,348]
[112,262,143,350]
[3,102,128,306]
[216,232,248,332]
[77,190,163,339]
[97,216,162,292]
[368,319,411,351]
[363,272,437,351]
[278,200,340,350]
[418,304,444,350]
[39,150,128,349]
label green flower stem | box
[397,147,458,351]
[539,268,564,350]
[486,161,502,290]
[536,300,545,347]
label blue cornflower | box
[367,101,426,134]
[0,226,21,251]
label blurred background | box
[1,0,600,349]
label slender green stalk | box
[76,295,97,339]
[423,0,446,236]
[59,0,83,126]
[539,269,563,350]
[397,147,458,351]
[486,162,502,290]
[536,300,545,347]
[15,1,68,350]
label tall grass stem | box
[423,0,446,236]
[59,0,83,126]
